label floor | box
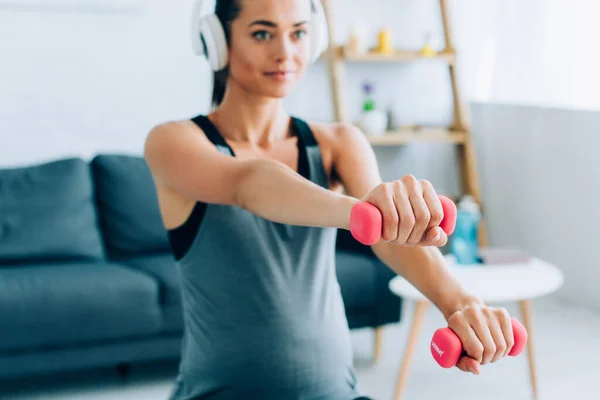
[2,295,599,400]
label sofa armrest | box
[336,246,403,329]
[335,228,375,257]
[371,258,403,326]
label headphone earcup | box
[191,0,228,71]
[200,14,228,71]
[191,0,207,56]
[310,0,329,62]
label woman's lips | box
[264,71,295,81]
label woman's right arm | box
[144,121,358,230]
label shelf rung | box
[329,46,456,64]
[363,126,467,145]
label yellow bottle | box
[420,33,437,57]
[377,29,393,55]
[420,44,436,57]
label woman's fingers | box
[447,303,518,375]
[361,175,449,247]
[486,309,509,363]
[391,180,414,245]
[498,308,515,357]
[456,356,481,375]
[448,313,485,365]
[466,308,497,365]
[424,226,447,246]
[364,183,399,242]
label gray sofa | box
[0,154,402,380]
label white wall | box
[2,0,598,166]
[0,0,599,309]
[0,0,211,167]
[469,102,600,311]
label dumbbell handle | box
[350,195,457,245]
[431,317,528,368]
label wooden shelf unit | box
[320,0,487,248]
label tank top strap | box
[191,114,235,156]
[291,117,330,189]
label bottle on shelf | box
[376,28,393,55]
[420,32,437,57]
[348,23,368,55]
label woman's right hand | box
[359,175,448,247]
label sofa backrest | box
[0,158,105,265]
[90,154,171,260]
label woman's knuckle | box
[472,345,484,360]
[466,306,481,318]
[430,209,443,225]
[401,213,415,228]
[383,214,398,239]
[485,343,497,356]
[496,342,507,354]
[415,208,430,224]
[402,174,418,186]
[482,307,494,317]
[419,179,432,189]
[506,336,515,349]
[497,307,510,320]
[447,313,461,326]
[378,183,391,196]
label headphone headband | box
[191,0,329,71]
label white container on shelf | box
[359,110,388,137]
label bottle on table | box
[449,195,482,265]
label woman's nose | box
[272,37,294,62]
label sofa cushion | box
[124,254,183,332]
[124,254,180,306]
[0,158,105,264]
[0,262,163,352]
[90,154,171,260]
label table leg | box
[519,299,538,399]
[373,326,384,362]
[392,300,430,400]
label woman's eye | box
[294,30,307,39]
[252,31,271,40]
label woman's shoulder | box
[147,118,203,138]
[301,119,367,150]
[145,118,210,155]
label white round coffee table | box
[388,256,564,400]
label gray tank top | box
[167,115,362,400]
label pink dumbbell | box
[349,195,458,245]
[349,197,528,369]
[431,317,528,368]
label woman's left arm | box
[330,123,514,375]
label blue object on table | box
[450,196,482,265]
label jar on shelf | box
[348,23,368,55]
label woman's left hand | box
[446,301,515,374]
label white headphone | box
[191,0,329,71]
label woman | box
[144,0,516,399]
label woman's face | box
[227,0,313,99]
